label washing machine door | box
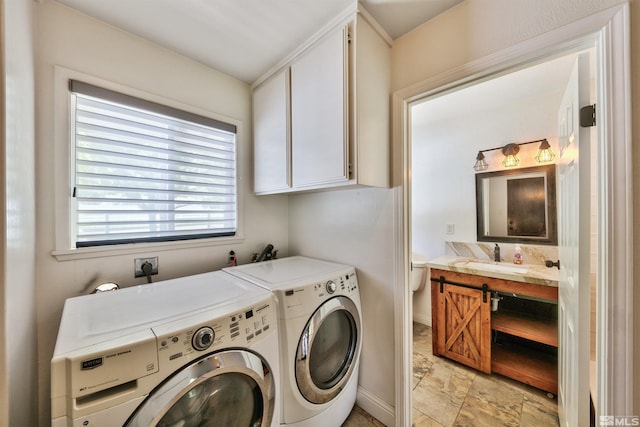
[295,295,361,404]
[126,349,274,427]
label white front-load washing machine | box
[51,271,280,427]
[224,256,362,427]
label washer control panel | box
[192,326,215,351]
[312,270,358,298]
[152,295,275,369]
[279,268,359,318]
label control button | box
[192,326,215,351]
[171,337,179,343]
[326,280,337,294]
[161,340,167,347]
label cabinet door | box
[436,283,491,373]
[290,26,348,188]
[253,68,290,194]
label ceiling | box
[411,52,582,129]
[53,0,463,84]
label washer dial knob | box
[325,280,337,294]
[192,326,215,351]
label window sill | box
[52,234,245,262]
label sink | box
[465,261,529,275]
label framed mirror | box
[475,164,557,245]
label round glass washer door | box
[126,349,274,427]
[295,295,361,404]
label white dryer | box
[224,256,362,427]
[51,271,280,427]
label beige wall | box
[34,1,289,424]
[1,0,38,426]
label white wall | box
[410,87,562,325]
[1,0,38,426]
[288,187,396,420]
[34,1,289,424]
[411,89,562,260]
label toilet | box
[411,253,428,292]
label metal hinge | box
[580,104,596,127]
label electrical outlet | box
[446,224,455,235]
[134,257,158,278]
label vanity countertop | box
[426,256,559,287]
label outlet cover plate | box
[134,257,158,277]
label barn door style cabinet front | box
[433,280,491,373]
[252,7,390,195]
[431,268,558,394]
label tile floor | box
[343,322,559,427]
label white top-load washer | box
[224,256,362,427]
[51,271,280,427]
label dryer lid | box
[223,256,354,290]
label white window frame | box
[52,67,245,261]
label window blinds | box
[70,80,237,248]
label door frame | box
[391,4,632,426]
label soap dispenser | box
[513,245,523,265]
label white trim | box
[594,4,633,418]
[356,386,395,426]
[52,235,246,262]
[356,2,393,47]
[392,3,632,424]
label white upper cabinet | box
[253,68,290,193]
[252,9,390,195]
[291,26,348,188]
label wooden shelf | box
[492,310,558,347]
[492,340,557,394]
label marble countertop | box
[426,256,559,287]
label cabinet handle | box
[545,259,560,270]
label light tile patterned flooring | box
[343,322,559,427]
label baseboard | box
[413,313,431,326]
[356,386,395,426]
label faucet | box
[254,244,274,262]
[494,244,501,262]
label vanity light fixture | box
[473,151,488,171]
[535,139,555,163]
[473,138,554,171]
[501,143,520,168]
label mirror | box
[476,164,557,245]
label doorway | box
[392,5,632,426]
[408,49,590,426]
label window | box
[69,80,237,248]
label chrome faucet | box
[494,244,501,262]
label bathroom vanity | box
[428,256,559,394]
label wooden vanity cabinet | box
[431,268,559,394]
